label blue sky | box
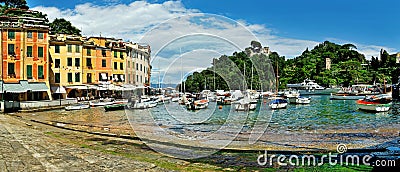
[27,0,399,84]
[27,0,399,54]
[184,0,400,49]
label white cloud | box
[31,1,398,84]
[32,1,198,40]
[153,50,222,84]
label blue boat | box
[269,98,288,109]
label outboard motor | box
[393,83,399,100]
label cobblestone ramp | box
[0,115,166,171]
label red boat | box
[356,95,392,112]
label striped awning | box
[66,85,90,90]
[50,86,67,93]
[3,83,26,93]
[0,81,49,93]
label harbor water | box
[141,95,399,134]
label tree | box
[50,18,81,35]
[250,40,262,49]
[0,0,28,9]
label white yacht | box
[287,79,339,95]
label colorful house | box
[0,8,51,101]
[49,34,84,99]
[126,43,151,87]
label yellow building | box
[108,38,126,86]
[82,38,96,85]
[48,35,152,99]
[49,34,84,99]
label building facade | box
[0,8,51,101]
[128,43,151,87]
[49,34,84,99]
[0,8,151,103]
[48,35,151,99]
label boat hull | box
[269,103,287,109]
[357,103,391,112]
[330,95,366,100]
[65,104,90,111]
[104,104,126,111]
[186,100,209,110]
[89,101,115,107]
[235,104,257,111]
[288,97,311,104]
[299,88,339,95]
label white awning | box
[114,86,124,91]
[101,73,107,80]
[108,84,116,90]
[51,86,67,93]
[87,85,98,89]
[96,87,108,90]
[122,84,136,91]
[66,85,89,90]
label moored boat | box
[235,99,257,111]
[288,96,311,104]
[171,97,180,102]
[356,95,392,112]
[186,99,209,110]
[284,90,300,98]
[104,103,126,111]
[330,93,366,100]
[269,98,288,109]
[330,84,381,100]
[89,98,115,107]
[65,104,90,111]
[287,79,339,95]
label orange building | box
[0,8,51,101]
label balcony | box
[8,73,16,78]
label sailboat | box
[269,58,288,109]
[234,62,258,111]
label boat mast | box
[251,65,253,90]
[243,62,246,90]
[180,48,183,93]
[276,57,278,94]
[158,58,161,89]
[204,77,206,90]
[213,58,215,91]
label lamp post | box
[87,85,89,101]
[58,65,62,106]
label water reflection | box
[144,96,399,134]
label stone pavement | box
[0,114,167,172]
